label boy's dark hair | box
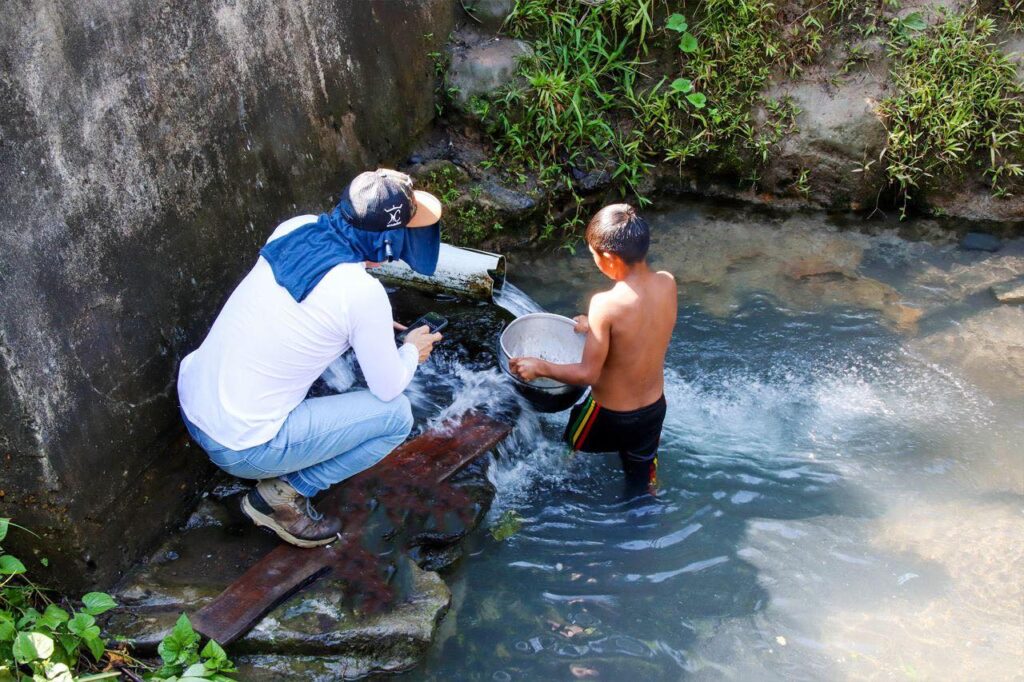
[585,204,650,264]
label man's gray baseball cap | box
[338,169,442,232]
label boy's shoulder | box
[654,269,677,285]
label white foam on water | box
[321,353,357,393]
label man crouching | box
[178,170,443,546]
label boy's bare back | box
[587,268,677,411]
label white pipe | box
[371,243,506,300]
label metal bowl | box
[498,313,587,413]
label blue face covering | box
[259,205,441,302]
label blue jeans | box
[182,391,413,498]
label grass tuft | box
[879,7,1024,214]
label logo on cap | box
[384,204,403,228]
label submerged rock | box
[960,232,1003,252]
[991,276,1024,304]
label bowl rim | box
[499,312,580,361]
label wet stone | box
[991,276,1024,304]
[960,232,1002,252]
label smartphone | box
[397,312,449,343]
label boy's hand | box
[509,356,545,382]
[572,315,590,334]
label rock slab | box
[992,277,1024,304]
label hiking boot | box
[241,478,342,548]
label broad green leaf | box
[0,555,26,575]
[36,605,70,631]
[182,662,208,677]
[82,592,117,616]
[57,634,79,657]
[83,633,105,661]
[0,519,9,543]
[12,631,54,663]
[42,661,73,682]
[687,92,708,108]
[17,608,40,629]
[67,612,99,640]
[159,613,199,666]
[679,33,698,53]
[201,638,227,663]
[201,638,236,673]
[670,78,694,94]
[171,614,198,644]
[902,12,926,31]
[666,13,688,32]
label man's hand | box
[509,356,546,382]
[573,315,590,334]
[393,320,408,332]
[404,325,442,364]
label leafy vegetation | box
[415,163,505,245]
[879,7,1024,214]
[466,0,871,238]
[0,519,236,681]
[461,0,1023,234]
[151,615,236,682]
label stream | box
[391,200,1022,681]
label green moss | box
[415,165,504,246]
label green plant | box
[0,519,121,681]
[0,519,236,682]
[149,615,235,681]
[469,0,884,243]
[429,37,461,116]
[795,168,812,198]
[879,6,1024,215]
[415,165,504,245]
[997,0,1023,30]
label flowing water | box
[393,200,1023,681]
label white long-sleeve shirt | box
[177,215,418,449]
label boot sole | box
[241,495,336,548]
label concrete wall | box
[0,0,455,591]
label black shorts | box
[563,392,666,485]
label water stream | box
[392,200,1022,681]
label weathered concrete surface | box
[0,0,455,591]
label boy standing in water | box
[510,204,677,492]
